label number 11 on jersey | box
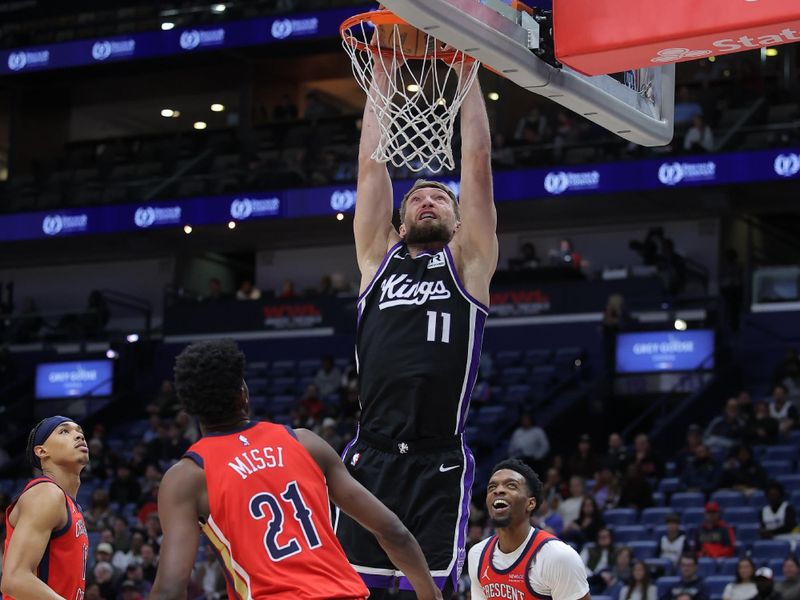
[426,311,451,343]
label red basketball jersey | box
[3,477,88,600]
[186,421,369,600]
[477,528,557,599]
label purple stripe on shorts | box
[398,575,449,591]
[457,310,487,433]
[452,444,475,589]
[359,573,394,589]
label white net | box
[341,14,481,173]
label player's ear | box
[35,445,47,461]
[399,223,407,238]
[453,219,462,232]
[527,496,537,514]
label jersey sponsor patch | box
[427,252,446,269]
[378,273,451,309]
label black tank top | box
[356,242,488,440]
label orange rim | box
[340,9,476,63]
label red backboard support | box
[554,0,800,76]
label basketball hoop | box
[341,9,481,173]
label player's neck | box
[406,241,446,258]
[42,466,81,498]
[200,416,251,435]
[496,521,532,554]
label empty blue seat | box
[763,460,793,478]
[681,508,705,527]
[554,346,583,365]
[629,541,658,559]
[768,558,786,572]
[658,478,680,495]
[711,490,747,509]
[656,576,681,599]
[612,525,649,543]
[604,508,638,526]
[671,492,705,510]
[752,540,792,561]
[495,350,523,368]
[247,377,268,394]
[789,430,800,447]
[465,426,483,446]
[334,357,351,370]
[777,474,800,492]
[475,406,507,429]
[271,360,297,376]
[665,461,677,477]
[645,558,673,577]
[705,576,734,597]
[718,557,740,576]
[723,507,759,525]
[749,490,767,508]
[270,377,297,395]
[765,446,797,461]
[524,349,551,366]
[501,366,529,385]
[271,395,296,415]
[736,523,760,545]
[791,490,800,508]
[504,384,531,404]
[653,492,666,507]
[531,364,556,382]
[297,358,320,376]
[697,557,717,578]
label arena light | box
[193,121,207,130]
[406,84,420,93]
[211,3,227,13]
[674,318,687,331]
[228,221,236,229]
[126,334,140,343]
[106,349,119,359]
[487,92,500,101]
[765,47,779,57]
[183,225,193,234]
[336,212,345,221]
[161,108,175,118]
[210,103,225,112]
[161,22,175,31]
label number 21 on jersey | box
[426,311,451,343]
[249,480,321,562]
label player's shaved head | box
[174,339,246,426]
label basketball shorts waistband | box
[357,429,463,454]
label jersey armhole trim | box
[524,535,558,599]
[357,241,404,303]
[284,425,298,440]
[443,245,489,314]
[183,451,205,468]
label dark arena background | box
[0,1,799,598]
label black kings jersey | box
[356,242,488,440]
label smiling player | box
[1,416,90,600]
[469,459,590,600]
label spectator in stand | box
[704,398,746,451]
[674,86,703,127]
[120,579,143,600]
[601,296,633,375]
[205,278,226,302]
[85,488,115,532]
[124,564,152,598]
[675,424,704,471]
[86,437,110,479]
[605,432,631,473]
[542,466,563,503]
[568,434,600,479]
[776,557,800,600]
[303,90,338,120]
[559,475,586,525]
[722,558,758,600]
[618,463,653,510]
[318,274,336,296]
[662,555,709,600]
[320,417,344,454]
[109,464,141,506]
[759,481,797,539]
[90,561,116,600]
[620,560,657,600]
[111,516,131,553]
[175,409,199,444]
[314,356,341,399]
[273,94,298,121]
[736,389,755,422]
[581,527,617,575]
[514,106,550,143]
[695,501,736,558]
[152,380,179,418]
[298,383,324,422]
[92,542,119,580]
[683,115,714,152]
[753,567,781,600]
[508,242,540,271]
[678,443,721,495]
[113,531,145,571]
[633,433,664,479]
[530,496,564,536]
[139,544,158,583]
[603,547,633,599]
[549,238,582,271]
[491,132,516,169]
[194,549,226,599]
[137,480,160,526]
[768,384,798,436]
[592,463,620,510]
[235,279,262,300]
[562,496,606,549]
[721,444,769,493]
[745,401,779,446]
[659,513,690,566]
[278,278,295,299]
[658,238,687,296]
[508,413,550,473]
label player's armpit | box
[297,429,443,600]
[149,460,203,600]
[1,483,69,600]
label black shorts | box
[335,429,474,592]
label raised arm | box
[354,66,399,286]
[149,460,203,600]
[455,74,498,273]
[297,429,442,600]
[1,484,69,600]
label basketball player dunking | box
[149,340,441,600]
[2,417,90,600]
[469,459,589,600]
[335,56,497,597]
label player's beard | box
[403,220,452,246]
[490,515,513,529]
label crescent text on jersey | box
[378,273,452,310]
